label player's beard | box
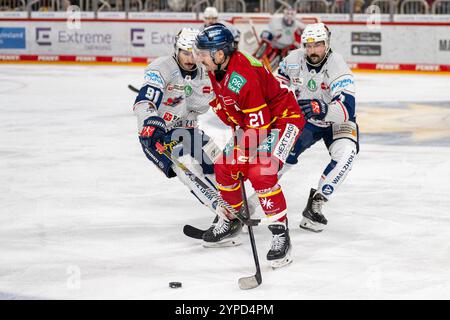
[308,54,320,64]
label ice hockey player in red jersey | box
[194,23,306,268]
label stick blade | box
[127,84,139,93]
[238,274,262,290]
[183,225,206,240]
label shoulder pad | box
[144,56,177,89]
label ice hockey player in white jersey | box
[201,6,241,47]
[262,7,303,50]
[277,22,359,232]
[133,28,221,220]
[255,7,304,70]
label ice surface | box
[0,65,449,299]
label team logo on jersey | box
[163,112,174,122]
[260,197,274,210]
[321,82,329,90]
[227,72,247,94]
[307,79,317,92]
[184,85,193,97]
[163,96,183,107]
[322,184,334,195]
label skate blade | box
[299,217,325,233]
[202,236,242,248]
[270,252,293,269]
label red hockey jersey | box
[208,51,305,131]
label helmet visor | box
[193,43,214,63]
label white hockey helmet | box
[174,27,199,55]
[301,22,331,49]
[204,6,219,19]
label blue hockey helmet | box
[194,23,236,60]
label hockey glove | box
[139,116,167,151]
[300,99,328,121]
[229,146,249,180]
[209,98,234,126]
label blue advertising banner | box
[0,27,26,49]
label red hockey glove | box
[209,98,234,126]
[229,145,249,180]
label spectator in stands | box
[354,0,366,13]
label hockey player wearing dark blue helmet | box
[194,23,237,81]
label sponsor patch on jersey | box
[273,124,299,163]
[331,78,354,92]
[292,77,303,85]
[257,130,279,153]
[287,63,300,69]
[322,184,334,195]
[163,112,174,122]
[203,86,212,94]
[222,96,235,106]
[227,71,247,94]
[163,96,183,107]
[167,84,185,92]
[144,70,165,89]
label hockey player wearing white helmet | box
[201,6,241,47]
[133,28,222,224]
[277,22,359,232]
[203,6,219,26]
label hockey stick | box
[183,192,261,239]
[153,142,261,227]
[128,84,140,93]
[237,174,262,290]
[183,215,219,239]
[183,224,208,239]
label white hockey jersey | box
[265,17,304,49]
[277,49,356,127]
[133,56,214,132]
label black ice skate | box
[267,223,292,269]
[202,217,243,248]
[300,188,328,232]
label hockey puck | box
[169,282,182,289]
